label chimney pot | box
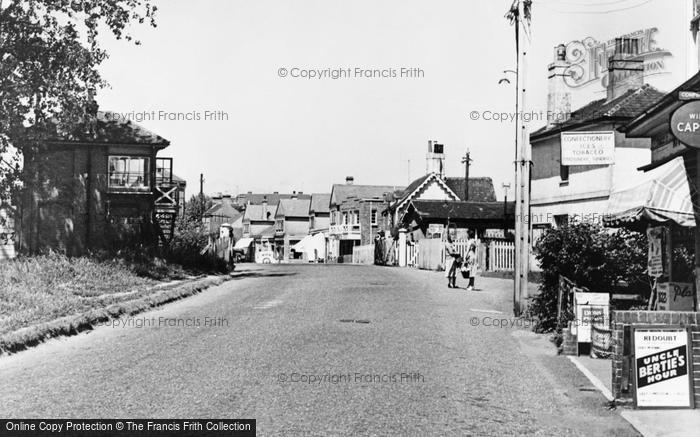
[606,38,644,102]
[346,176,354,185]
[556,44,566,61]
[546,44,572,128]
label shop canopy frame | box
[603,156,697,230]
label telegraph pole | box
[461,150,472,201]
[509,0,532,316]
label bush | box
[530,223,649,333]
[166,221,229,274]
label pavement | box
[0,264,642,435]
[568,351,700,437]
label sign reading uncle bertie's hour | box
[633,327,694,408]
[671,100,700,148]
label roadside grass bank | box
[0,254,231,355]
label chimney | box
[606,37,644,102]
[346,176,354,185]
[425,140,445,178]
[291,191,298,199]
[546,44,571,128]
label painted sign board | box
[574,292,609,343]
[561,131,615,166]
[679,91,700,101]
[647,226,665,278]
[633,327,694,409]
[562,28,671,91]
[671,101,700,149]
[656,282,695,311]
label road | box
[0,264,638,436]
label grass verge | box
[0,254,231,355]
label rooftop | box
[530,84,665,141]
[277,198,312,218]
[330,184,405,206]
[48,111,170,146]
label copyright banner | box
[1,419,256,436]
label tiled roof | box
[531,84,665,140]
[277,198,311,218]
[243,204,276,222]
[330,184,405,206]
[409,200,515,221]
[203,202,242,221]
[237,193,311,206]
[309,193,331,213]
[444,177,496,202]
[49,111,170,146]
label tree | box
[530,223,650,333]
[0,0,158,204]
[179,194,213,228]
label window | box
[243,224,250,234]
[371,209,378,226]
[560,164,569,182]
[109,156,150,190]
[554,214,569,228]
[354,210,360,224]
[275,219,284,233]
[342,212,348,224]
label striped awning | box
[603,156,696,228]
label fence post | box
[398,228,407,267]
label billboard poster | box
[561,131,615,165]
[656,283,695,311]
[647,226,666,278]
[633,327,694,408]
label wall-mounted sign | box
[561,131,615,165]
[679,91,700,101]
[562,28,671,90]
[671,101,700,148]
[633,327,694,408]
[657,282,695,311]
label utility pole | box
[461,150,472,201]
[508,0,532,316]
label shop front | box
[602,73,700,408]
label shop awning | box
[292,235,313,252]
[603,157,696,228]
[233,237,254,250]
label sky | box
[95,0,696,200]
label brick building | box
[17,110,178,255]
[274,197,311,260]
[328,177,404,262]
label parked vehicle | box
[255,238,276,264]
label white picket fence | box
[352,244,375,265]
[351,238,515,272]
[488,241,515,271]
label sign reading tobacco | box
[633,327,694,408]
[671,101,700,148]
[560,131,615,166]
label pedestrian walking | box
[444,235,461,288]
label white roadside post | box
[398,228,408,267]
